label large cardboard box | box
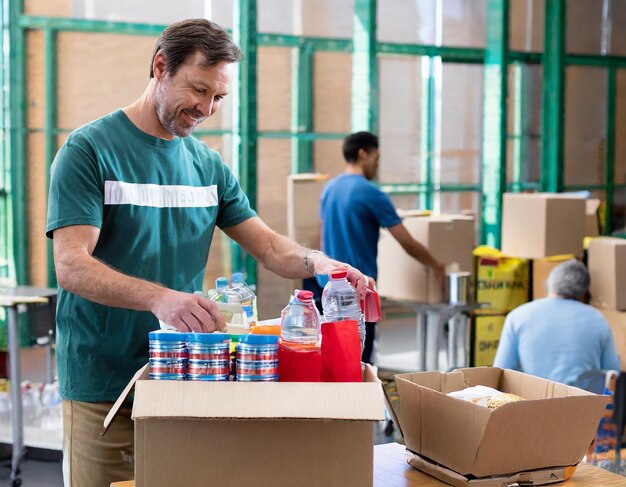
[501,194,586,259]
[588,237,626,311]
[377,213,475,303]
[104,365,385,487]
[531,254,575,300]
[597,308,626,370]
[287,173,329,249]
[392,368,607,478]
[585,199,601,238]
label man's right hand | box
[151,289,227,333]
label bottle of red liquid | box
[278,290,321,382]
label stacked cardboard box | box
[588,237,626,370]
[377,212,475,303]
[474,194,590,366]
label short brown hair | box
[149,19,242,78]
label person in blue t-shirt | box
[494,259,620,385]
[317,131,444,364]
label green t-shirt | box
[46,110,256,402]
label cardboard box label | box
[474,246,529,312]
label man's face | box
[154,51,233,138]
[361,148,380,181]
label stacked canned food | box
[149,330,188,380]
[236,334,279,382]
[187,333,231,381]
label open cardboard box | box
[383,367,608,486]
[103,364,385,487]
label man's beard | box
[155,103,195,138]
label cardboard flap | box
[101,364,149,437]
[408,452,568,487]
[471,395,608,477]
[132,380,385,421]
[456,367,502,390]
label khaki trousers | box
[62,400,134,487]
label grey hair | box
[547,259,590,299]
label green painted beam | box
[44,28,57,287]
[511,62,528,193]
[566,54,626,68]
[509,51,542,64]
[0,0,7,278]
[563,184,626,191]
[351,0,378,133]
[380,183,481,195]
[378,43,484,64]
[291,44,314,174]
[541,0,566,193]
[9,0,27,284]
[258,131,346,140]
[233,0,258,284]
[20,15,165,35]
[257,33,351,52]
[419,58,435,210]
[605,67,616,235]
[480,0,510,248]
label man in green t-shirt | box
[46,19,369,487]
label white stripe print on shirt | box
[104,181,218,208]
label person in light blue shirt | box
[494,259,620,385]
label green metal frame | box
[351,0,378,133]
[418,58,435,211]
[44,28,58,286]
[291,43,314,174]
[541,0,566,193]
[7,0,27,284]
[481,0,510,248]
[233,0,258,284]
[5,2,626,291]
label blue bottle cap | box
[149,330,188,342]
[216,277,229,288]
[187,332,230,344]
[238,334,279,345]
[232,272,245,284]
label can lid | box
[187,332,230,344]
[238,334,280,345]
[330,268,348,279]
[148,330,188,342]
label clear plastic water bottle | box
[280,290,321,344]
[229,272,257,321]
[321,269,366,349]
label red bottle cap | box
[296,290,314,301]
[330,269,348,279]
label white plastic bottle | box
[321,269,365,350]
[230,272,257,321]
